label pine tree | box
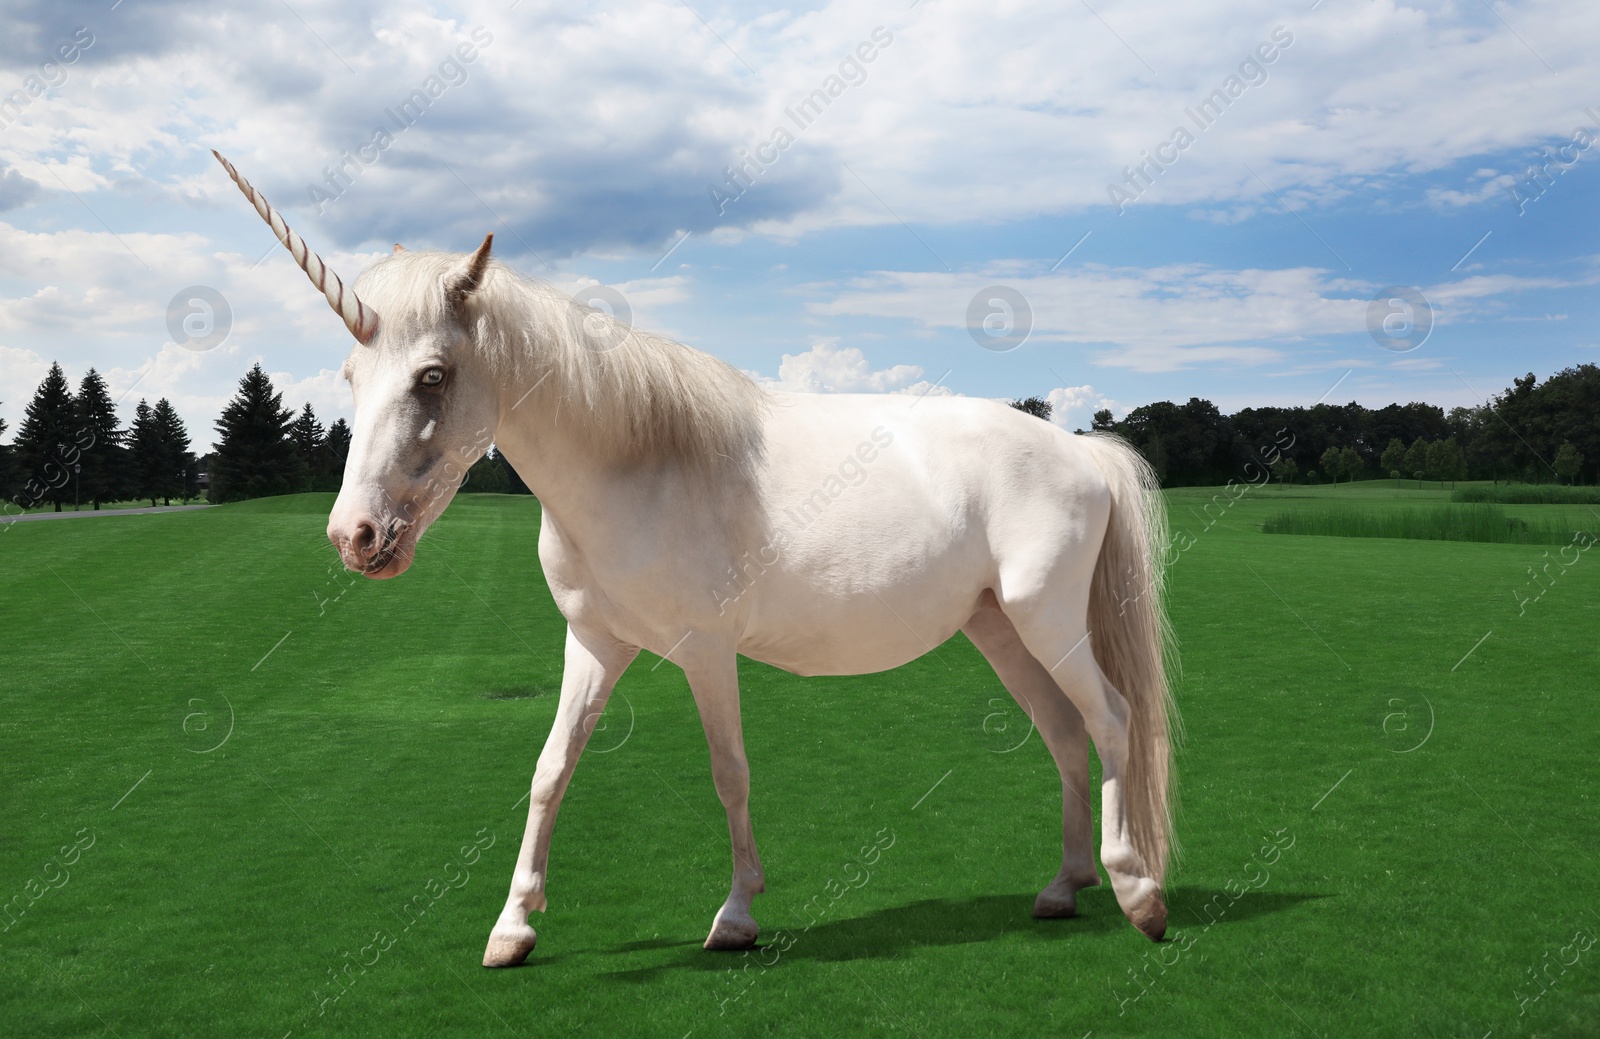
[0,408,11,507]
[209,364,308,503]
[152,399,194,504]
[74,369,126,509]
[321,418,352,492]
[128,400,162,507]
[13,363,78,512]
[464,447,511,493]
[288,403,325,493]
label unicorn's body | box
[511,388,1107,681]
[213,151,1179,965]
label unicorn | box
[213,151,1178,965]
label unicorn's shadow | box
[602,886,1325,980]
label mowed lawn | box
[1,487,1597,1038]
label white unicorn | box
[214,152,1178,965]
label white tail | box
[1081,432,1179,884]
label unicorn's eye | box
[419,366,446,388]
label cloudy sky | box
[0,0,1596,449]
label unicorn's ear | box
[393,243,407,254]
[445,233,494,312]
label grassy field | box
[2,485,1597,1037]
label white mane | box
[354,250,769,472]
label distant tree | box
[288,403,325,493]
[1380,438,1406,485]
[1270,456,1298,485]
[12,363,77,511]
[194,452,213,497]
[1113,397,1228,485]
[497,450,532,494]
[1433,438,1459,486]
[73,369,127,509]
[1319,446,1342,485]
[1426,438,1465,488]
[1339,446,1363,483]
[128,400,162,507]
[152,399,195,504]
[1091,408,1115,432]
[209,364,309,503]
[0,406,11,504]
[1008,396,1053,421]
[321,418,352,491]
[1554,441,1583,484]
[464,447,511,493]
[1403,440,1429,488]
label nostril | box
[352,521,378,560]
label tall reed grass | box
[1452,484,1600,505]
[1261,504,1589,544]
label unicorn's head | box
[213,152,503,578]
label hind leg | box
[1005,606,1167,941]
[964,597,1099,918]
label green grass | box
[1454,483,1600,505]
[2,489,1598,1037]
[1260,503,1591,544]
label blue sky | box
[0,0,1596,449]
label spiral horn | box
[212,150,379,344]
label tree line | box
[2,363,197,512]
[2,361,531,511]
[1080,364,1598,487]
[8,360,1595,509]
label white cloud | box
[811,263,1593,372]
[1425,169,1519,209]
[3,0,1598,248]
[758,340,946,394]
[1046,384,1121,429]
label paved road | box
[2,504,212,524]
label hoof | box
[703,906,759,950]
[1033,871,1099,919]
[482,923,538,967]
[1127,892,1167,942]
[1032,887,1077,919]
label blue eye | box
[420,367,445,387]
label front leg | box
[681,639,765,950]
[483,625,636,967]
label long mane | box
[354,251,769,473]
